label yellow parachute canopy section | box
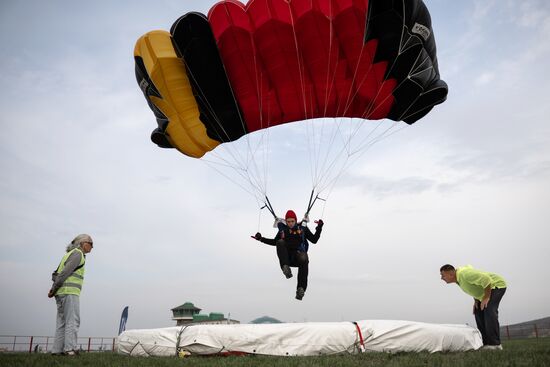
[134,30,219,158]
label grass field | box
[1,338,549,367]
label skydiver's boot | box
[282,265,293,279]
[295,287,305,300]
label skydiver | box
[252,210,323,300]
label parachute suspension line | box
[243,27,272,200]
[311,117,348,189]
[305,189,315,216]
[310,124,395,198]
[320,194,328,219]
[302,118,346,200]
[318,32,377,188]
[343,118,385,156]
[205,146,268,199]
[306,3,352,193]
[289,1,319,194]
[259,72,273,201]
[182,62,252,174]
[214,6,272,199]
[261,195,277,220]
[310,23,346,190]
[243,133,268,197]
[310,5,417,195]
[305,119,316,188]
[205,143,265,189]
[351,122,406,156]
[202,159,264,202]
[312,116,376,192]
[314,139,355,194]
[315,122,404,198]
[256,204,263,233]
[303,189,327,220]
[311,115,401,200]
[183,51,274,201]
[317,2,350,187]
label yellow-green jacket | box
[456,265,506,301]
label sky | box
[0,0,549,338]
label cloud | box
[474,72,495,86]
[513,0,550,28]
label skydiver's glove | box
[252,232,262,241]
[315,219,324,229]
[302,213,310,223]
[273,217,284,228]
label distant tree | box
[250,316,283,324]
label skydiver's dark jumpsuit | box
[259,222,322,291]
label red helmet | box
[285,210,297,220]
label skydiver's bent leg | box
[291,252,309,300]
[276,240,292,278]
[295,252,309,291]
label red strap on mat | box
[353,321,366,352]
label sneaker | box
[282,265,293,279]
[482,345,503,350]
[65,350,79,356]
[295,287,305,300]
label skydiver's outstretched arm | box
[305,219,324,244]
[251,232,277,246]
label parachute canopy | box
[135,0,448,159]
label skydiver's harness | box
[280,224,308,252]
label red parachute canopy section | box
[208,0,394,131]
[135,0,447,158]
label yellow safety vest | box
[56,248,85,296]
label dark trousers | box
[474,287,506,345]
[276,240,309,291]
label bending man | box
[440,264,507,350]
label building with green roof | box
[171,302,239,326]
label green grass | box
[1,338,549,367]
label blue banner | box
[118,306,129,335]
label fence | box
[501,323,550,340]
[0,335,116,353]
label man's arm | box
[253,232,279,246]
[260,236,277,246]
[305,220,323,244]
[480,286,492,310]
